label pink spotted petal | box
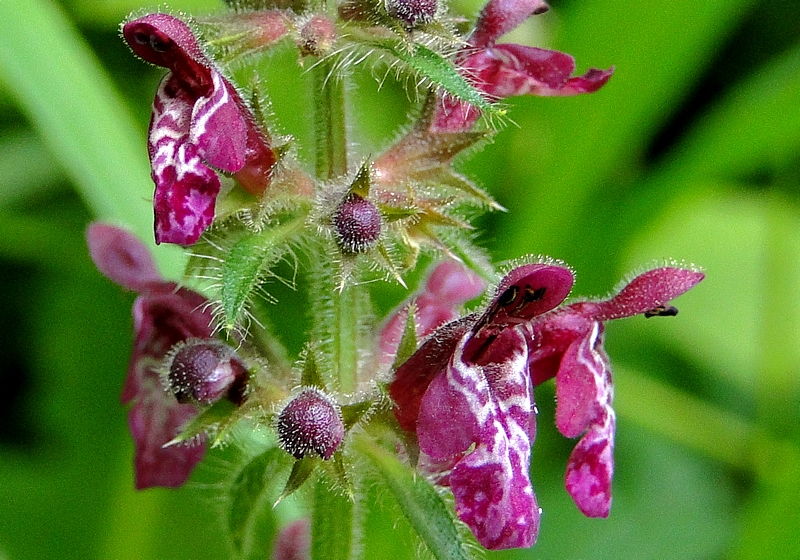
[471,0,550,48]
[554,322,607,438]
[557,323,615,517]
[594,267,706,321]
[150,76,221,245]
[565,406,615,518]
[418,327,539,549]
[390,316,475,431]
[86,223,161,292]
[191,71,248,172]
[128,366,206,489]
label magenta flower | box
[123,13,278,245]
[527,266,705,518]
[389,263,703,549]
[87,223,215,488]
[390,262,575,549]
[432,0,613,132]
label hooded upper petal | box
[124,13,276,245]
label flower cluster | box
[88,0,704,555]
[389,262,703,548]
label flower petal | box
[558,323,615,518]
[464,45,612,99]
[86,223,161,291]
[594,267,705,321]
[191,70,248,172]
[150,76,221,245]
[419,327,539,549]
[128,364,206,489]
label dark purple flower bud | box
[277,389,345,460]
[332,193,382,254]
[166,339,248,405]
[386,0,437,29]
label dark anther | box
[497,285,519,307]
[149,36,170,52]
[644,305,678,318]
[133,32,151,45]
[522,286,546,303]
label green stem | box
[312,57,348,181]
[334,284,359,394]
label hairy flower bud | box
[166,339,248,405]
[386,0,437,28]
[299,15,337,56]
[332,193,382,254]
[277,388,344,460]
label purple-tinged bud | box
[166,339,248,405]
[298,15,337,57]
[332,193,382,254]
[386,0,437,28]
[277,388,344,460]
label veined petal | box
[558,323,615,518]
[150,76,221,245]
[419,327,539,549]
[191,70,248,172]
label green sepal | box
[349,160,372,198]
[429,171,505,211]
[164,399,238,448]
[341,400,373,430]
[278,456,320,502]
[370,41,500,116]
[356,436,481,560]
[220,218,303,331]
[300,344,327,390]
[228,447,295,558]
[391,302,418,371]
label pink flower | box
[528,266,705,518]
[87,223,215,488]
[390,263,575,549]
[432,0,613,132]
[123,13,277,245]
[389,263,703,549]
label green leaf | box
[165,399,238,448]
[228,447,294,558]
[280,457,320,501]
[300,345,326,389]
[220,219,302,330]
[356,436,479,560]
[371,41,499,115]
[0,0,184,277]
[311,476,359,560]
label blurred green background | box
[1,0,799,558]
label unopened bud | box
[299,15,337,57]
[386,0,437,28]
[332,193,382,254]
[166,339,248,405]
[277,388,344,460]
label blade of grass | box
[0,0,183,277]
